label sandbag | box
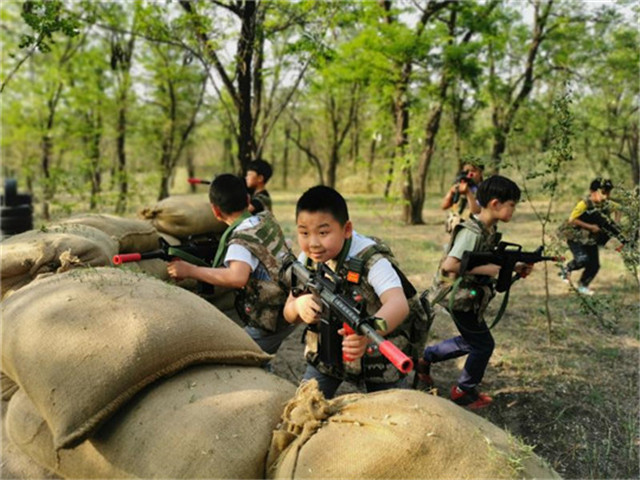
[267,381,560,480]
[58,214,160,253]
[0,224,118,298]
[1,267,271,450]
[1,372,18,401]
[1,398,60,480]
[138,195,226,239]
[7,365,297,479]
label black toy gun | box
[286,257,413,374]
[460,242,561,293]
[578,209,628,247]
[451,170,476,205]
[112,236,215,267]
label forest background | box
[0,1,639,479]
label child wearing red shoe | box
[420,175,532,409]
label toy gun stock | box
[460,242,561,293]
[287,258,413,374]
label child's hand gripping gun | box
[285,257,414,374]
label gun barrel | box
[187,178,211,185]
[112,250,168,265]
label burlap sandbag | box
[1,267,271,450]
[138,195,226,239]
[7,365,296,479]
[0,224,118,298]
[1,372,19,401]
[267,381,560,480]
[58,214,160,253]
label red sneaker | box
[416,358,434,387]
[450,385,493,409]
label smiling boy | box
[283,186,430,399]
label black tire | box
[0,204,33,218]
[3,179,17,202]
[0,193,32,207]
[1,216,33,234]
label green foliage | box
[19,0,80,52]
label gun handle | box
[378,340,414,374]
[342,323,355,361]
[112,253,142,265]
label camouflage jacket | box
[429,216,501,316]
[228,211,290,332]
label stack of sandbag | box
[138,195,226,239]
[2,267,296,478]
[6,366,296,479]
[58,213,160,254]
[0,223,118,299]
[55,212,177,282]
[267,381,561,480]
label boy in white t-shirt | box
[283,186,414,399]
[168,174,295,355]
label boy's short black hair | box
[476,175,521,207]
[296,185,349,226]
[209,174,248,214]
[247,159,273,183]
[590,178,602,192]
[591,177,614,192]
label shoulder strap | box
[355,239,416,298]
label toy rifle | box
[285,257,413,374]
[459,241,561,293]
[112,236,215,267]
[578,209,628,247]
[447,242,562,331]
[187,178,211,185]
[113,235,219,294]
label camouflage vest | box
[251,190,272,213]
[557,196,598,245]
[429,216,500,315]
[227,211,290,332]
[305,237,433,385]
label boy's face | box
[492,199,517,223]
[245,170,262,189]
[591,189,605,203]
[296,210,352,263]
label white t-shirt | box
[298,230,402,298]
[223,216,260,271]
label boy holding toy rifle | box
[282,186,432,399]
[166,174,295,357]
[419,175,558,409]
